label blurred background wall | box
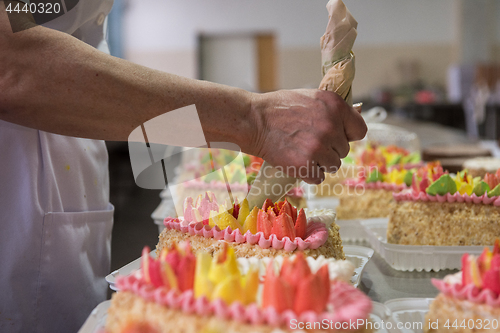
[118,0,500,101]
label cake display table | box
[355,244,452,303]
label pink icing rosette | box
[116,274,372,329]
[432,279,500,308]
[394,190,500,206]
[344,179,408,192]
[164,217,329,252]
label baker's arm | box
[0,1,366,183]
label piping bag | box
[246,0,358,208]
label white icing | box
[443,271,462,285]
[304,208,337,229]
[236,254,355,284]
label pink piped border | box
[432,279,500,308]
[116,274,372,329]
[344,179,408,192]
[163,218,328,252]
[394,191,500,206]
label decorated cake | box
[388,166,500,246]
[425,241,500,333]
[317,144,420,199]
[336,144,421,220]
[157,192,345,260]
[105,242,373,333]
[175,149,306,210]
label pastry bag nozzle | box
[246,103,362,209]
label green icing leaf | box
[426,174,457,196]
[403,171,414,187]
[203,170,222,183]
[247,172,257,185]
[387,155,402,166]
[487,184,500,198]
[343,155,354,164]
[230,169,246,184]
[366,170,383,183]
[473,181,490,197]
[402,152,421,164]
[243,155,251,168]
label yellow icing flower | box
[385,169,406,185]
[454,172,474,196]
[209,206,243,232]
[194,245,258,305]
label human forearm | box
[0,4,256,149]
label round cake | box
[388,165,500,246]
[105,242,373,333]
[425,240,500,333]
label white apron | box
[0,1,114,332]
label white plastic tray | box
[361,218,488,272]
[106,245,373,291]
[370,301,394,333]
[78,300,390,333]
[384,298,433,333]
[78,300,110,333]
[344,245,374,287]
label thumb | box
[343,106,367,142]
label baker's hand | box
[248,89,367,184]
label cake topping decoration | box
[426,174,456,196]
[462,240,500,293]
[345,144,420,189]
[116,241,373,328]
[165,192,329,251]
[193,150,263,185]
[183,193,309,241]
[141,242,196,291]
[262,253,330,314]
[433,240,500,307]
[396,164,500,204]
[194,243,259,305]
[358,144,420,169]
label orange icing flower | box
[262,253,330,314]
[256,199,306,240]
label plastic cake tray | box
[361,218,489,272]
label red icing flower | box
[462,239,500,294]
